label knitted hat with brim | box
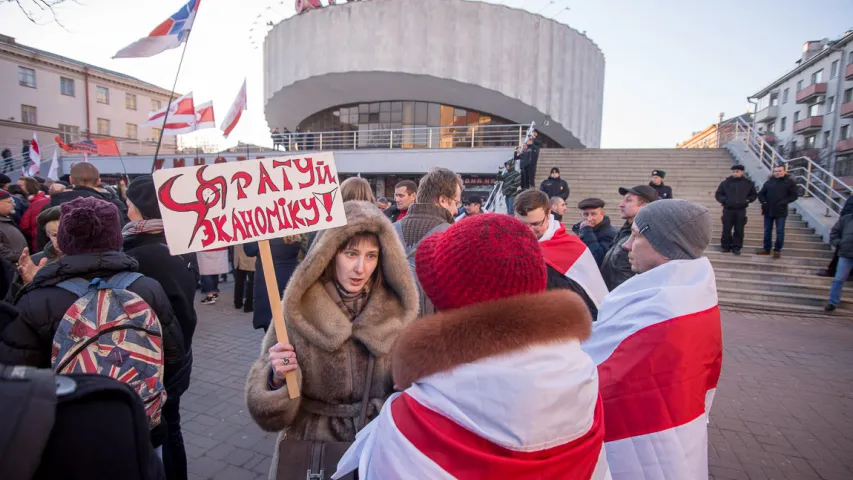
[58,197,123,255]
[415,214,547,311]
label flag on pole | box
[538,216,609,307]
[581,258,722,479]
[221,79,247,138]
[146,92,196,127]
[48,149,59,180]
[55,137,120,156]
[159,100,216,135]
[23,132,41,176]
[114,0,201,58]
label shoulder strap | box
[107,272,143,290]
[356,355,376,432]
[0,365,58,480]
[392,221,404,242]
[55,278,94,297]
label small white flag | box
[48,149,60,180]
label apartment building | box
[750,31,853,175]
[0,34,179,158]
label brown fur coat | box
[245,201,418,478]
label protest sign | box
[153,152,346,399]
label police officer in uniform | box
[649,169,673,199]
[715,165,758,256]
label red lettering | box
[313,188,338,222]
[200,220,215,248]
[299,198,320,226]
[193,158,205,166]
[257,163,280,195]
[294,158,316,189]
[254,207,268,234]
[212,215,233,242]
[255,156,265,160]
[153,158,164,170]
[231,210,247,241]
[287,199,305,227]
[230,172,252,200]
[173,158,186,168]
[270,201,290,230]
[272,160,295,191]
[315,160,337,185]
[214,156,227,164]
[239,210,259,238]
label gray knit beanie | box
[633,199,711,260]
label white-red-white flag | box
[220,79,247,138]
[47,149,59,180]
[582,258,722,480]
[146,92,196,127]
[194,101,215,130]
[24,132,41,176]
[539,217,609,307]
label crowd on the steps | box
[1,142,844,480]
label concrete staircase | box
[536,148,847,315]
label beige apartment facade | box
[0,34,179,160]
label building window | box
[823,131,831,147]
[126,93,137,111]
[125,123,138,139]
[828,96,836,113]
[794,111,800,122]
[780,117,787,132]
[805,135,816,148]
[767,122,776,133]
[796,80,804,92]
[831,60,840,79]
[849,51,853,65]
[152,99,162,111]
[21,105,37,124]
[60,77,75,96]
[96,86,109,104]
[783,88,789,104]
[151,127,162,140]
[97,118,110,135]
[811,70,823,84]
[18,66,35,88]
[842,125,850,140]
[58,124,79,143]
[845,88,853,104]
[808,104,821,117]
[770,92,779,107]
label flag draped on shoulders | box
[539,216,609,307]
[582,258,722,480]
[114,0,201,58]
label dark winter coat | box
[572,216,619,266]
[383,204,408,223]
[0,216,27,264]
[244,239,303,330]
[123,231,197,397]
[758,175,799,218]
[540,177,570,201]
[50,186,129,225]
[11,195,28,226]
[546,265,598,319]
[599,221,634,291]
[840,196,853,217]
[715,176,758,210]
[497,162,522,197]
[245,201,418,478]
[649,182,673,200]
[830,215,853,259]
[519,149,533,169]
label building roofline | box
[749,31,853,99]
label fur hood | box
[392,290,592,389]
[282,200,418,356]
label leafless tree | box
[5,0,80,26]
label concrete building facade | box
[0,34,178,160]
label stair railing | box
[729,117,852,217]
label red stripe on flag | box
[540,225,587,274]
[392,392,604,479]
[597,305,722,442]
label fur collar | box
[283,201,418,355]
[392,290,592,389]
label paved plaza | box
[182,285,853,480]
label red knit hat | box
[416,214,547,311]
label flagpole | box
[152,30,194,166]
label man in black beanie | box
[123,175,198,480]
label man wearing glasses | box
[513,189,607,318]
[600,185,658,290]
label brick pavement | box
[184,284,853,480]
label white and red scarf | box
[539,216,609,307]
[582,258,723,480]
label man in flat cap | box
[600,185,659,290]
[573,198,618,266]
[649,169,673,199]
[715,165,757,256]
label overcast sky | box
[2,0,852,149]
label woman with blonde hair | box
[245,201,418,479]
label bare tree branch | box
[5,0,74,25]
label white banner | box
[153,152,346,255]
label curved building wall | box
[264,0,605,148]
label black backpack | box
[0,365,165,480]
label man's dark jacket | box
[599,222,634,291]
[758,175,799,218]
[384,204,407,223]
[831,215,853,259]
[49,186,129,224]
[649,182,673,200]
[572,216,618,266]
[540,177,570,201]
[715,176,758,210]
[546,266,598,320]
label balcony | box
[846,63,853,81]
[760,133,777,144]
[802,148,821,161]
[755,106,779,123]
[841,101,853,119]
[838,138,853,154]
[793,116,823,134]
[796,83,827,103]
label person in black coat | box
[572,198,619,266]
[0,196,184,451]
[649,169,673,199]
[243,237,304,331]
[540,168,570,201]
[715,165,758,255]
[123,176,198,480]
[519,143,536,190]
[757,165,799,258]
[820,196,853,277]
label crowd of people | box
[1,145,838,479]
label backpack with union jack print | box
[50,272,166,429]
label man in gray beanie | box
[626,199,712,273]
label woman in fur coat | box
[245,201,418,478]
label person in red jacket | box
[18,177,50,251]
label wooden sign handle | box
[258,239,300,399]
